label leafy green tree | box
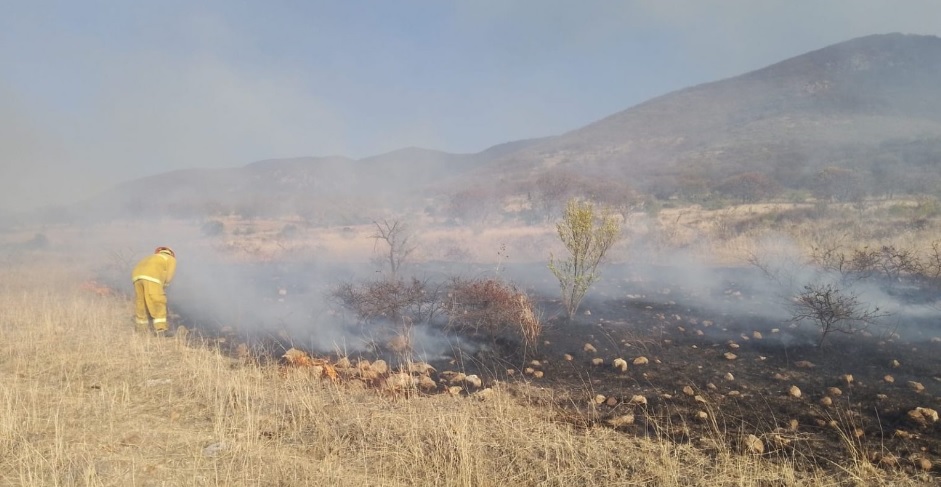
[548,198,621,319]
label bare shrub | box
[790,283,888,347]
[331,277,442,326]
[444,278,542,349]
[371,219,417,278]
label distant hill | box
[76,33,941,224]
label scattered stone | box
[472,388,495,401]
[533,370,544,379]
[464,374,483,389]
[447,386,463,396]
[890,359,900,368]
[772,373,787,381]
[695,411,709,421]
[884,375,895,383]
[695,329,704,336]
[583,343,597,354]
[612,358,628,372]
[788,386,802,398]
[524,367,535,375]
[591,358,604,366]
[408,362,435,375]
[743,435,764,455]
[594,394,607,405]
[894,430,912,439]
[605,396,618,407]
[724,372,735,381]
[908,381,925,393]
[506,369,515,377]
[727,342,740,350]
[878,453,899,468]
[723,352,738,361]
[876,393,888,400]
[584,309,591,316]
[370,360,389,375]
[771,328,780,334]
[794,360,816,369]
[727,391,741,397]
[752,331,763,340]
[907,407,939,426]
[827,387,843,396]
[931,337,941,343]
[706,383,717,391]
[841,374,854,385]
[820,396,833,407]
[632,356,649,365]
[417,375,437,391]
[694,395,707,404]
[789,419,799,431]
[563,353,574,361]
[682,385,695,396]
[606,414,635,427]
[915,457,933,472]
[628,395,648,406]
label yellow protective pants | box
[134,279,168,332]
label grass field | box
[0,199,938,485]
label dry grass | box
[2,203,937,485]
[0,252,902,486]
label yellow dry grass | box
[0,250,929,486]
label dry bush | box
[444,277,542,348]
[330,277,443,325]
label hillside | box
[70,33,941,224]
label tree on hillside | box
[718,172,781,203]
[548,198,621,319]
[810,167,864,202]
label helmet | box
[155,246,175,257]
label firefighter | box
[132,246,177,336]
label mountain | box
[477,33,941,198]
[76,33,941,224]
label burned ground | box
[162,261,941,478]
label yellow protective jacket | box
[131,252,177,288]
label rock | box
[530,360,542,367]
[464,374,483,389]
[563,353,574,361]
[605,396,618,407]
[820,396,833,407]
[472,388,494,401]
[695,411,709,421]
[788,386,802,398]
[370,360,389,375]
[612,358,628,372]
[827,387,843,396]
[772,373,787,381]
[727,391,741,397]
[890,359,900,368]
[583,343,597,353]
[724,372,735,381]
[584,309,591,316]
[878,453,899,468]
[723,352,738,361]
[594,394,607,405]
[907,407,939,427]
[682,385,695,396]
[789,419,799,431]
[727,342,740,350]
[606,414,635,427]
[908,381,925,393]
[628,395,647,406]
[841,374,854,385]
[694,395,707,404]
[417,375,437,391]
[742,435,765,455]
[407,362,435,375]
[915,457,933,472]
[533,370,544,379]
[506,369,515,376]
[884,375,895,383]
[384,372,415,391]
[706,383,717,391]
[794,360,816,369]
[447,386,463,396]
[524,367,535,375]
[632,356,649,365]
[591,358,604,366]
[752,331,763,340]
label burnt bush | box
[790,283,888,347]
[443,277,542,349]
[330,277,443,326]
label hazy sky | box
[1,0,939,211]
